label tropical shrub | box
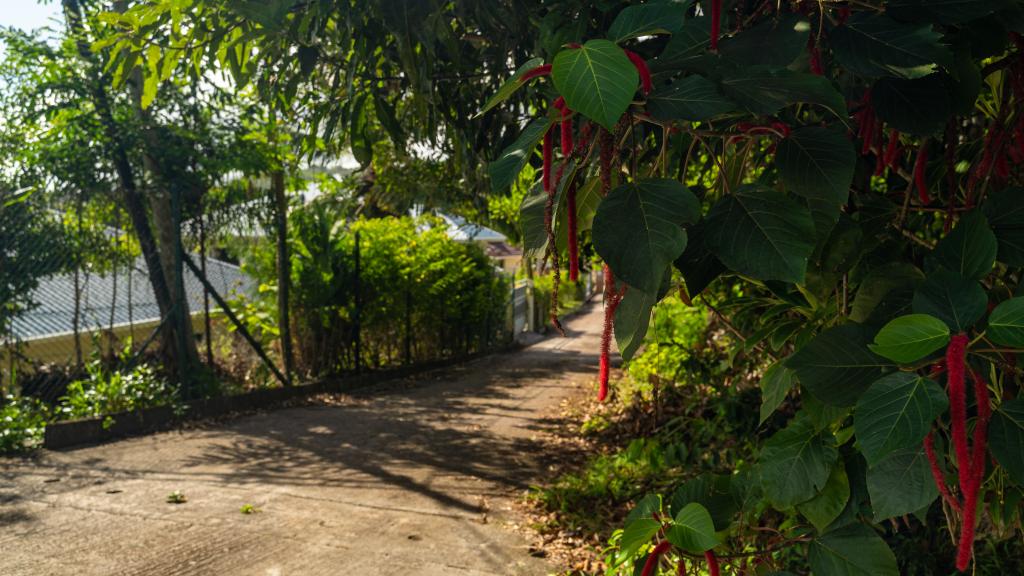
[483,1,1024,574]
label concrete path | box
[0,303,604,576]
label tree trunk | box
[272,169,294,383]
[61,0,199,377]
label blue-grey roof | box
[9,255,253,342]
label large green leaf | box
[871,74,952,136]
[669,474,738,532]
[868,314,951,364]
[809,524,899,576]
[760,416,838,509]
[705,184,816,284]
[988,297,1024,347]
[982,187,1024,266]
[926,211,997,281]
[593,179,698,294]
[760,361,796,425]
[720,67,847,118]
[777,126,856,206]
[850,262,925,324]
[674,221,726,299]
[830,13,954,79]
[618,494,663,563]
[490,117,553,192]
[476,57,545,118]
[786,324,894,407]
[654,16,711,71]
[608,2,685,42]
[797,462,850,532]
[646,75,737,121]
[854,372,948,466]
[614,271,669,361]
[912,270,987,331]
[989,399,1024,485]
[719,13,811,67]
[519,185,550,259]
[551,40,638,130]
[866,447,940,520]
[666,503,719,553]
[887,0,1009,25]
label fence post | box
[353,230,361,374]
[404,271,412,365]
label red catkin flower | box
[808,38,823,75]
[554,97,574,156]
[946,334,970,497]
[958,368,992,572]
[710,0,722,51]
[913,142,931,205]
[641,541,672,576]
[923,432,962,513]
[567,178,579,282]
[705,551,720,576]
[598,264,624,402]
[520,64,552,82]
[884,129,901,168]
[625,49,653,94]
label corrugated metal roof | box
[9,255,254,342]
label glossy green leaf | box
[760,416,839,509]
[614,280,663,361]
[654,17,711,71]
[777,126,856,206]
[593,179,698,294]
[719,13,810,67]
[808,524,899,576]
[646,75,736,121]
[989,399,1024,485]
[618,494,663,563]
[669,474,738,532]
[871,74,952,136]
[476,57,545,118]
[912,270,987,331]
[786,324,894,407]
[551,40,638,130]
[666,503,719,553]
[720,67,847,118]
[490,117,553,192]
[982,187,1024,266]
[926,211,996,281]
[854,372,948,466]
[830,13,954,79]
[760,361,795,425]
[608,3,685,42]
[797,462,850,532]
[850,263,925,324]
[988,297,1024,347]
[866,447,940,520]
[868,314,951,364]
[705,184,816,284]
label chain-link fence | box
[1,190,595,450]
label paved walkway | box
[0,303,604,576]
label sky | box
[0,1,63,32]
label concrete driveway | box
[0,303,604,576]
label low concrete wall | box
[42,346,513,451]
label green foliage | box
[0,395,50,452]
[58,361,179,421]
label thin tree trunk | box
[61,0,179,367]
[272,169,294,383]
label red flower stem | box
[520,64,551,82]
[958,368,992,571]
[710,0,722,51]
[641,541,672,576]
[923,432,962,513]
[598,264,624,402]
[913,142,931,205]
[705,551,720,576]
[624,49,653,94]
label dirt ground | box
[0,303,606,576]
